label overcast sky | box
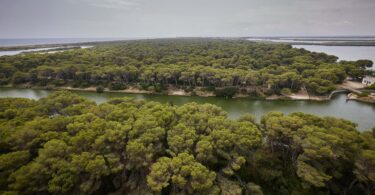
[1,0,375,38]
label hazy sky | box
[1,0,375,38]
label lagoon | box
[0,88,374,131]
[293,45,375,70]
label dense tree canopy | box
[0,91,374,194]
[0,39,368,96]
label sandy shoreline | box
[1,85,336,101]
[347,92,375,104]
[5,80,373,102]
[4,85,374,104]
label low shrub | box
[280,88,292,96]
[96,86,104,93]
[51,79,66,86]
[365,84,375,89]
[357,92,369,97]
[79,82,90,89]
[214,87,237,98]
[154,84,165,93]
[109,82,127,90]
[205,86,216,92]
[140,83,150,90]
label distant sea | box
[0,38,127,47]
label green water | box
[1,88,374,131]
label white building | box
[362,76,375,85]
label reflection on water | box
[1,88,374,131]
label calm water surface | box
[0,47,61,57]
[293,45,375,70]
[1,42,375,131]
[0,46,94,57]
[1,88,374,131]
[0,38,123,47]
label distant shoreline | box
[0,38,157,51]
[0,37,132,47]
[245,36,375,46]
[3,36,375,51]
[0,40,112,51]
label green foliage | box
[214,87,237,98]
[147,153,216,193]
[280,88,292,96]
[355,59,373,68]
[258,112,368,194]
[0,91,374,194]
[358,92,370,97]
[96,86,104,93]
[109,82,127,90]
[0,39,361,96]
[304,77,336,95]
[341,60,370,81]
[365,84,375,89]
[154,83,166,93]
[12,72,29,84]
[205,86,216,92]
